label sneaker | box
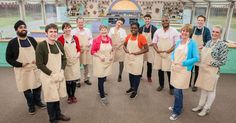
[35,102,46,109]
[28,107,36,115]
[130,91,137,98]
[168,106,173,111]
[84,80,92,85]
[198,108,209,117]
[192,105,203,112]
[147,77,152,82]
[192,86,198,92]
[76,83,81,88]
[156,86,163,92]
[100,97,109,105]
[67,97,73,104]
[58,114,71,121]
[126,88,134,94]
[169,113,180,120]
[118,75,122,82]
[71,97,77,103]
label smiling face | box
[196,16,205,28]
[181,28,190,39]
[212,27,221,41]
[63,26,72,35]
[130,24,139,35]
[46,28,58,41]
[100,27,108,37]
[76,19,84,29]
[161,17,170,29]
[144,17,151,25]
[16,25,27,37]
[115,20,124,28]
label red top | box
[91,35,112,55]
[57,35,81,52]
[125,34,147,49]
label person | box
[72,16,93,87]
[152,16,180,95]
[192,25,228,116]
[58,22,81,104]
[36,23,70,123]
[91,25,113,105]
[139,14,157,82]
[190,15,211,92]
[6,20,45,115]
[124,22,149,98]
[169,24,199,120]
[108,17,127,82]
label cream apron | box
[93,41,113,77]
[111,28,125,62]
[124,35,144,75]
[77,33,92,64]
[192,27,204,66]
[170,42,191,89]
[64,37,81,81]
[153,33,172,71]
[14,38,41,92]
[195,41,219,91]
[40,42,67,102]
[143,26,155,63]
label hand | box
[131,52,138,55]
[31,61,36,64]
[100,57,105,62]
[149,43,153,46]
[199,45,204,49]
[109,57,113,62]
[166,50,172,54]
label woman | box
[91,25,113,105]
[192,25,228,116]
[58,22,81,104]
[123,22,148,98]
[169,24,199,120]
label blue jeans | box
[98,77,106,98]
[173,89,183,115]
[129,73,141,92]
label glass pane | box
[195,7,206,17]
[228,6,236,42]
[45,3,57,23]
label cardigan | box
[91,35,112,55]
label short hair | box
[99,25,108,30]
[130,22,140,28]
[181,24,193,35]
[144,14,152,19]
[213,25,223,34]
[117,17,125,24]
[62,22,71,30]
[162,15,170,20]
[45,23,58,33]
[76,16,84,22]
[197,15,206,22]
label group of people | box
[6,14,228,122]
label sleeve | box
[91,38,99,55]
[203,27,212,46]
[182,40,200,66]
[211,42,228,67]
[57,42,67,70]
[5,40,23,67]
[57,35,65,46]
[120,29,127,41]
[152,30,159,43]
[140,35,147,46]
[125,34,131,44]
[74,35,81,52]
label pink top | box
[91,35,112,55]
[152,27,180,45]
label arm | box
[203,27,212,46]
[210,42,228,67]
[132,44,148,55]
[57,42,67,70]
[5,40,24,67]
[132,35,149,55]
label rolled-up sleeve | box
[152,30,159,43]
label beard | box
[17,30,27,37]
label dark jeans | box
[129,73,141,92]
[158,70,173,89]
[23,86,42,108]
[173,89,183,115]
[66,81,76,98]
[98,77,106,98]
[141,62,152,78]
[47,101,61,122]
[189,65,199,87]
[118,62,124,77]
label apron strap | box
[55,42,64,55]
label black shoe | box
[28,107,36,115]
[76,83,81,88]
[118,75,122,82]
[192,86,198,92]
[126,88,134,94]
[36,102,46,109]
[156,86,163,91]
[58,114,71,121]
[130,91,137,98]
[169,89,174,95]
[84,80,92,85]
[50,120,58,123]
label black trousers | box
[47,101,61,122]
[141,62,152,78]
[23,86,42,108]
[158,70,174,89]
[66,81,76,98]
[118,62,124,77]
[129,73,141,92]
[189,65,199,87]
[98,77,106,98]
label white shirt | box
[152,27,180,45]
[71,27,93,45]
[108,27,127,41]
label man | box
[108,17,127,82]
[6,20,45,115]
[72,16,93,87]
[36,23,70,123]
[190,15,211,92]
[152,16,180,95]
[139,14,157,82]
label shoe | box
[28,107,36,115]
[84,80,92,85]
[130,91,137,98]
[100,97,109,105]
[76,83,81,88]
[67,97,73,104]
[35,102,46,109]
[58,114,71,121]
[169,89,174,95]
[169,113,180,120]
[50,120,58,123]
[126,88,134,94]
[118,75,122,82]
[71,97,77,103]
[156,86,163,91]
[147,77,152,82]
[168,106,173,111]
[198,108,209,116]
[192,105,203,112]
[192,86,198,92]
